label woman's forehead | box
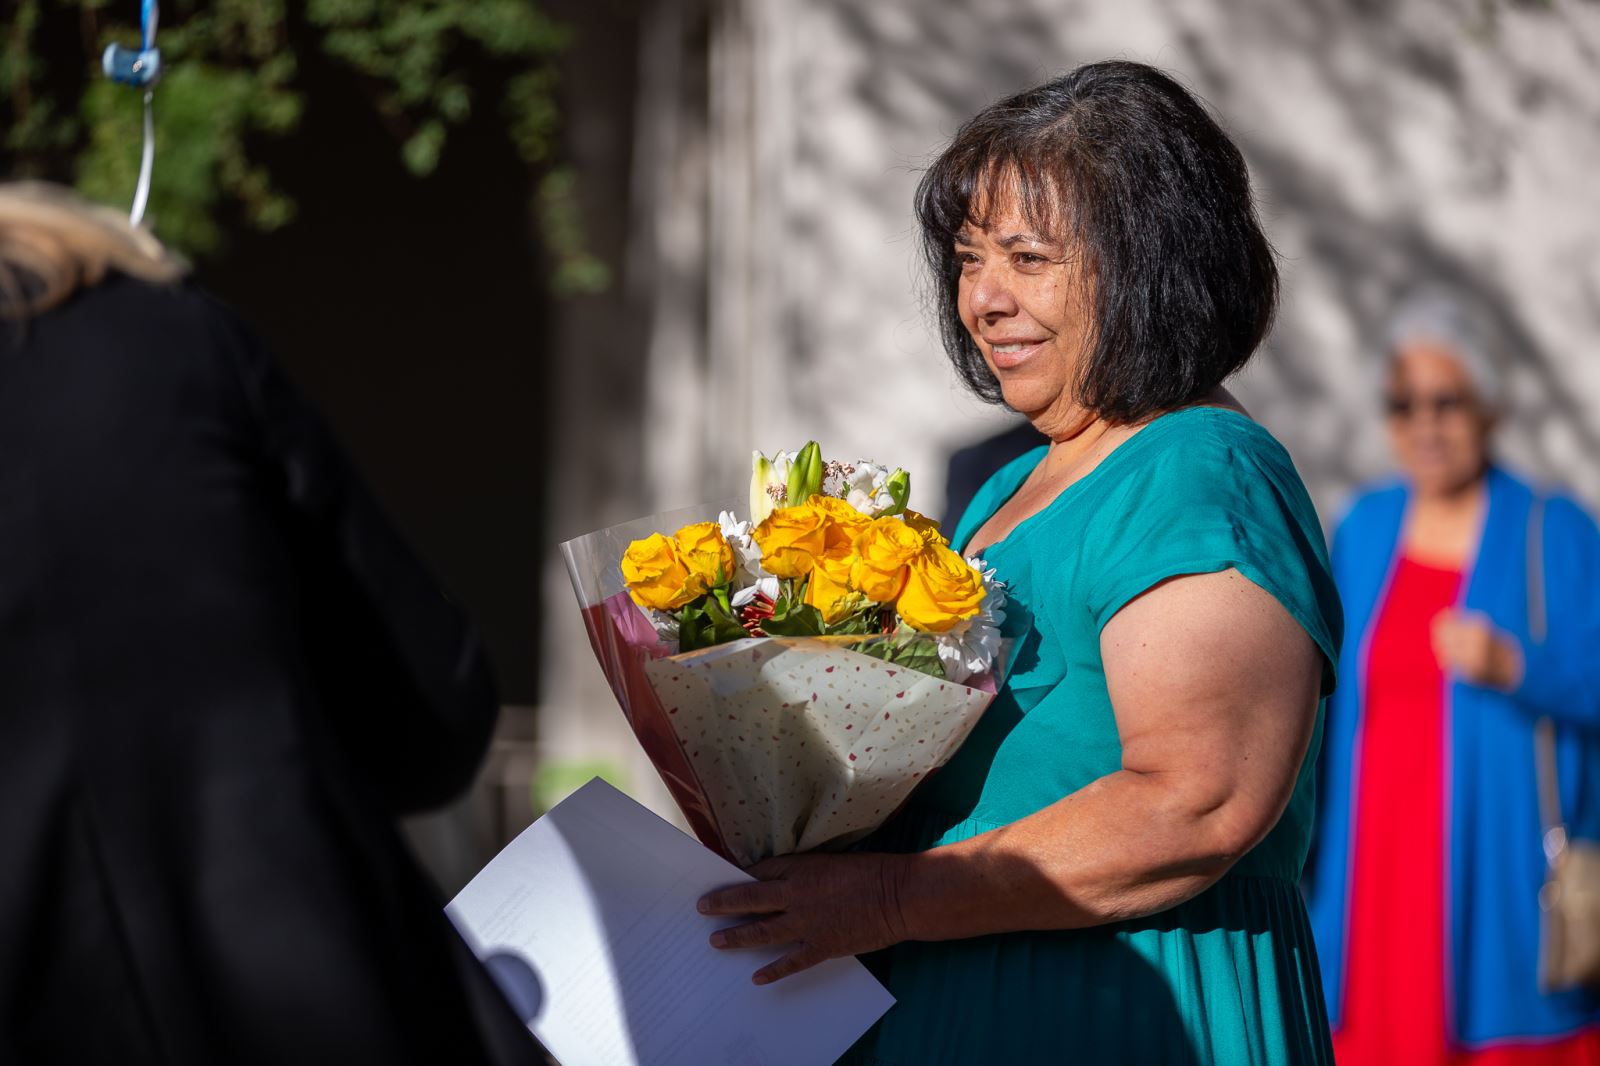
[955,202,1067,246]
[961,165,1071,238]
[1389,341,1478,386]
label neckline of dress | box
[957,405,1260,558]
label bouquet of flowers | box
[562,442,1008,865]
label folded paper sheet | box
[447,779,895,1066]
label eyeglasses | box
[1384,391,1476,420]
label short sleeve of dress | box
[1080,414,1343,694]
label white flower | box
[842,460,900,517]
[731,575,780,608]
[750,451,794,524]
[847,461,884,494]
[718,510,765,582]
[846,486,877,513]
[933,558,1008,683]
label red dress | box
[1335,555,1600,1066]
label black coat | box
[0,275,542,1065]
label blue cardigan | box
[1305,465,1600,1046]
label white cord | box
[130,89,154,226]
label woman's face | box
[1385,341,1494,497]
[955,195,1094,431]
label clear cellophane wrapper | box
[561,501,1005,867]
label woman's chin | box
[998,378,1067,422]
[1406,464,1485,497]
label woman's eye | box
[956,252,980,270]
[1013,252,1046,267]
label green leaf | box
[702,597,748,642]
[436,80,472,123]
[677,602,713,653]
[820,610,875,636]
[401,119,446,176]
[858,634,948,679]
[537,165,611,296]
[761,601,825,637]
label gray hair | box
[1381,286,1506,410]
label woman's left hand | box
[697,852,910,985]
[1432,610,1523,690]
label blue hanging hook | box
[101,0,161,224]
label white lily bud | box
[749,451,790,524]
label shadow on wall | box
[942,420,1048,532]
[1152,0,1600,505]
[831,0,1599,512]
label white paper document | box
[446,778,895,1066]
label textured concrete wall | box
[718,0,1600,520]
[537,0,1600,821]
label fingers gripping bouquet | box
[562,442,1008,866]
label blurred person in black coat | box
[0,182,543,1066]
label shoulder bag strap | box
[1528,493,1567,865]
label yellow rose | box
[621,532,705,611]
[803,550,866,623]
[851,516,924,602]
[672,521,736,589]
[753,504,830,578]
[803,494,870,563]
[804,494,871,529]
[901,508,947,545]
[796,496,872,622]
[897,544,985,632]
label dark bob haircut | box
[916,60,1279,422]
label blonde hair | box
[0,181,184,319]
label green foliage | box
[758,601,825,639]
[672,578,948,679]
[77,59,301,251]
[538,165,610,297]
[858,632,948,679]
[678,590,751,654]
[3,0,580,268]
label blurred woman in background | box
[0,182,542,1065]
[1305,289,1600,1065]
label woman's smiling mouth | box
[989,340,1046,369]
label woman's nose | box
[967,264,1019,319]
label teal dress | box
[841,407,1343,1065]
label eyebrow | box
[952,230,1051,248]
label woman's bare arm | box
[701,568,1323,983]
[890,568,1323,940]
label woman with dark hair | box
[0,182,543,1065]
[698,61,1343,1063]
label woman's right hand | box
[698,852,911,985]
